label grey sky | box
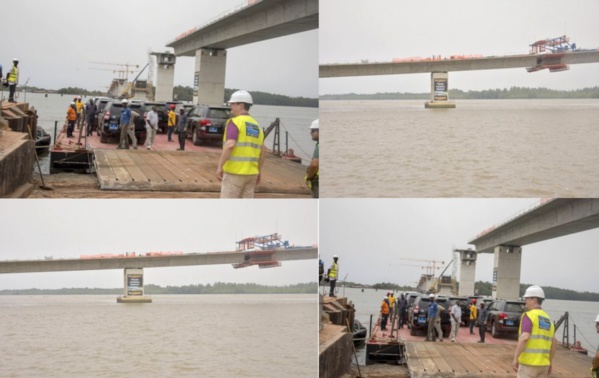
[0,200,317,290]
[319,0,599,94]
[320,199,598,293]
[3,0,317,98]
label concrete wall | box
[194,48,227,106]
[319,324,352,378]
[153,52,176,102]
[458,250,477,296]
[0,131,34,198]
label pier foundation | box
[117,268,152,303]
[492,246,522,300]
[424,71,456,109]
[194,48,227,106]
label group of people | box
[1,58,19,103]
[379,292,409,331]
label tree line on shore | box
[0,282,317,295]
[320,86,599,100]
[22,85,318,108]
[328,281,599,302]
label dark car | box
[184,104,231,146]
[484,299,525,338]
[448,296,470,326]
[408,294,451,337]
[98,101,146,144]
[91,97,113,133]
[141,101,168,133]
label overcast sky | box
[320,199,598,293]
[2,0,317,98]
[0,200,317,290]
[319,0,599,94]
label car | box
[98,101,147,145]
[484,299,526,338]
[184,104,231,146]
[91,97,113,134]
[407,294,451,337]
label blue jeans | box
[167,126,174,141]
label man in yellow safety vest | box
[326,255,339,297]
[217,90,266,198]
[6,59,19,103]
[513,285,556,377]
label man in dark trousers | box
[6,59,19,103]
[326,255,338,297]
[85,99,97,136]
[306,119,319,198]
[176,108,188,150]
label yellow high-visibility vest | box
[7,66,18,84]
[223,115,264,176]
[518,309,555,366]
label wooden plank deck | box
[94,149,311,195]
[404,341,592,377]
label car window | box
[207,108,231,118]
[505,302,525,312]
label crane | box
[88,61,139,81]
[399,257,444,275]
[232,233,290,269]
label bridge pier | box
[117,268,152,303]
[424,72,456,109]
[492,246,522,300]
[456,249,477,296]
[194,48,227,106]
[152,52,177,102]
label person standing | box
[145,105,159,150]
[176,108,188,151]
[66,102,77,138]
[398,294,408,329]
[326,255,339,297]
[388,292,396,317]
[513,285,556,377]
[450,300,462,342]
[6,59,19,103]
[306,119,319,198]
[380,296,391,331]
[85,99,96,136]
[118,99,134,149]
[469,299,478,335]
[592,314,599,378]
[75,97,84,129]
[435,302,445,342]
[217,90,266,198]
[477,302,488,343]
[426,294,438,341]
[167,104,176,142]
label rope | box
[566,312,595,351]
[277,119,313,161]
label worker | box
[75,97,84,129]
[118,99,134,149]
[85,99,97,137]
[6,59,19,103]
[388,292,396,316]
[66,102,77,138]
[326,255,339,297]
[380,296,390,331]
[450,300,462,342]
[216,90,266,198]
[176,107,187,150]
[592,314,599,377]
[477,302,488,343]
[513,285,556,377]
[306,119,319,198]
[469,299,478,334]
[398,294,408,329]
[426,294,439,341]
[167,104,176,142]
[145,105,159,150]
[318,258,324,283]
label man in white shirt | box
[450,300,462,342]
[146,106,159,150]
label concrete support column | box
[117,267,152,303]
[153,52,176,102]
[194,48,227,106]
[492,246,522,300]
[457,249,477,296]
[425,71,456,109]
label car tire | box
[491,322,499,338]
[192,128,201,146]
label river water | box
[0,294,317,377]
[320,99,599,198]
[327,286,599,365]
[24,92,317,173]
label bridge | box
[319,50,599,108]
[157,0,318,105]
[0,247,317,303]
[455,199,599,299]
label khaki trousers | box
[220,173,258,198]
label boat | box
[353,319,367,345]
[35,128,51,153]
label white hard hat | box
[595,314,599,323]
[228,90,253,105]
[13,58,18,62]
[523,285,545,299]
[429,293,435,298]
[333,255,338,258]
[70,102,75,105]
[121,99,129,104]
[310,119,319,130]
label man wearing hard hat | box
[217,90,265,198]
[306,119,319,198]
[513,285,556,377]
[326,255,339,297]
[6,58,18,103]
